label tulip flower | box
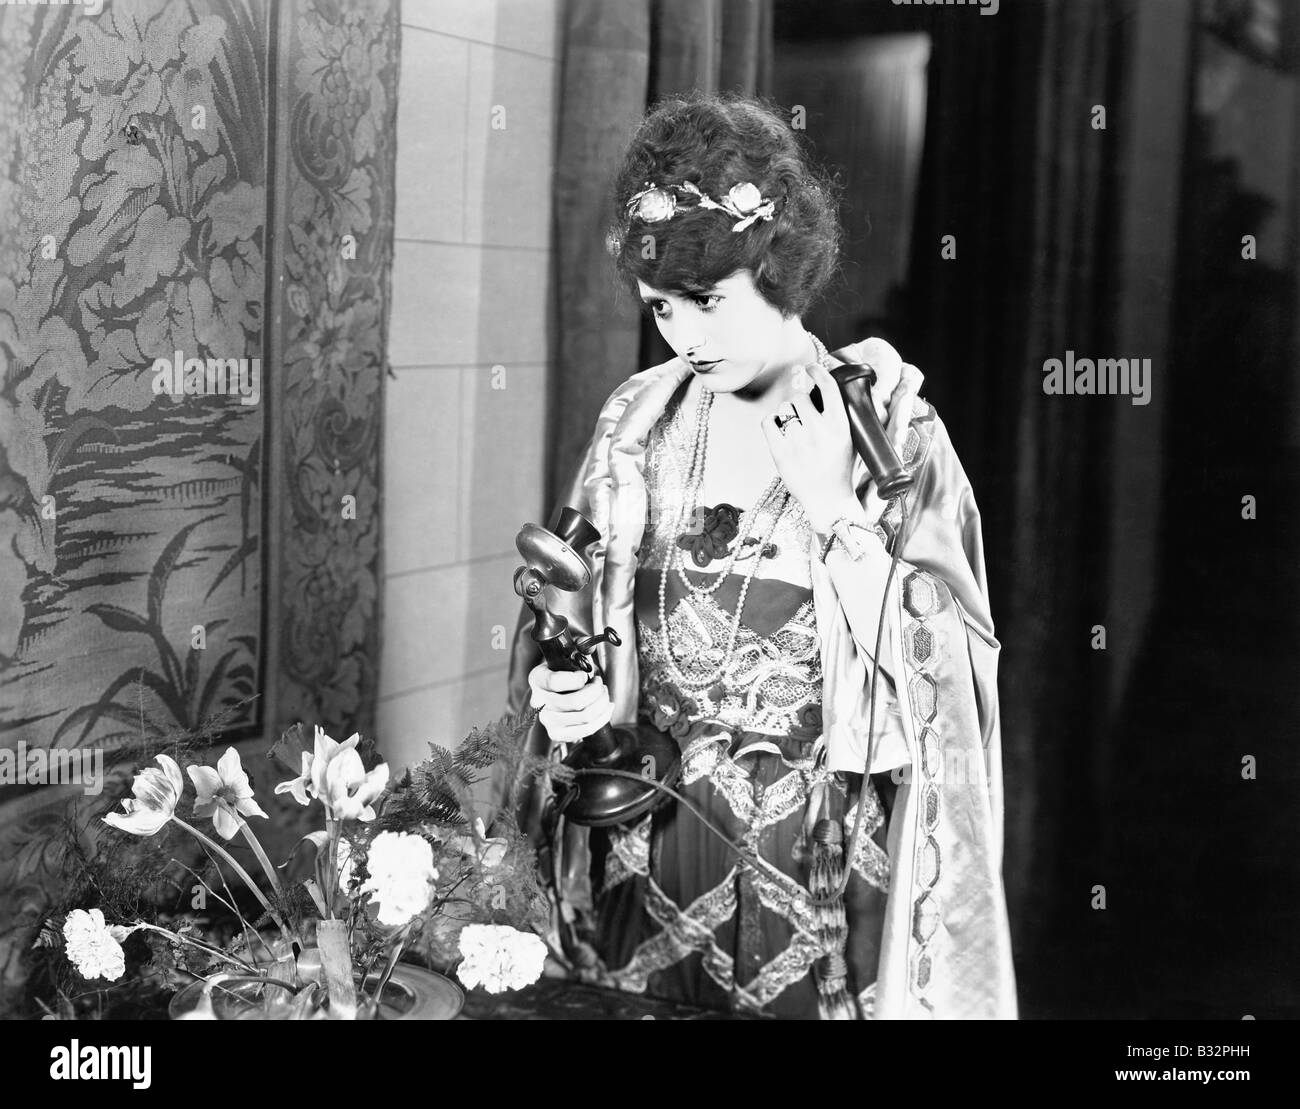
[103,754,184,836]
[105,752,288,937]
[188,747,269,840]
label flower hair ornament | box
[625,180,778,233]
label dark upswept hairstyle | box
[608,92,842,319]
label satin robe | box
[506,338,1018,1019]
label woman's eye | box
[643,295,715,318]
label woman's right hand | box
[527,662,614,743]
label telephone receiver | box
[513,507,681,828]
[816,363,915,499]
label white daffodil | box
[187,747,269,841]
[103,754,184,837]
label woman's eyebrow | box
[647,287,718,300]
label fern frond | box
[32,920,62,949]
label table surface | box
[460,976,766,1020]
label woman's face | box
[636,270,807,398]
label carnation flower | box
[456,924,547,993]
[63,909,129,982]
[360,832,437,926]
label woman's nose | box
[664,314,704,358]
[681,334,707,360]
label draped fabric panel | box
[0,0,396,1009]
[548,0,651,506]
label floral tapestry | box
[0,0,396,1006]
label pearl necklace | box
[658,486,788,691]
[656,335,835,692]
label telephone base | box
[558,725,681,828]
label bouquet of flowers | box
[33,710,548,1020]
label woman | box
[506,93,1015,1019]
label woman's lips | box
[690,359,721,373]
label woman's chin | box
[697,369,751,393]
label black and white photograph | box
[0,0,1295,1065]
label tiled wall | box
[379,0,560,770]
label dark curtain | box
[777,0,1299,1016]
[548,0,773,506]
[897,0,1131,989]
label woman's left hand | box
[761,359,921,534]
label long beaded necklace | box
[656,334,835,691]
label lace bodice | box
[634,382,824,741]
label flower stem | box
[206,974,302,1002]
[169,815,287,934]
[131,923,259,973]
[236,818,286,901]
[174,860,277,962]
[323,815,339,920]
[371,922,412,1004]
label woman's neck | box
[723,323,820,414]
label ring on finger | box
[774,403,802,434]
